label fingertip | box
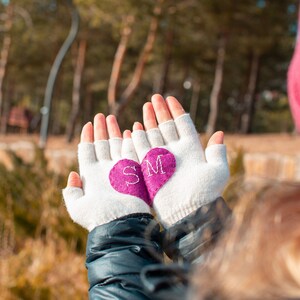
[207,131,224,147]
[215,131,224,143]
[94,112,105,121]
[165,96,177,101]
[143,102,158,130]
[143,102,152,113]
[106,114,116,123]
[151,94,172,123]
[133,122,144,131]
[67,171,82,188]
[123,130,132,139]
[94,113,106,127]
[151,94,164,102]
[106,114,122,138]
[81,122,94,143]
[94,113,108,140]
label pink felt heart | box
[109,159,151,205]
[141,148,176,203]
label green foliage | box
[0,0,298,134]
[0,148,88,299]
[0,147,86,252]
[253,94,294,133]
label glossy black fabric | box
[142,198,231,300]
[141,263,190,300]
[86,213,162,300]
[86,198,231,300]
[162,197,231,263]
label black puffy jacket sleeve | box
[161,197,231,263]
[85,198,231,300]
[140,197,231,299]
[86,213,163,300]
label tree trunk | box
[240,52,260,134]
[206,35,226,137]
[116,0,164,115]
[108,15,135,115]
[66,39,87,142]
[0,4,13,134]
[1,79,13,134]
[157,26,174,95]
[83,84,93,124]
[190,80,201,123]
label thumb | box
[205,131,228,165]
[67,171,82,188]
[63,172,84,209]
[207,131,224,147]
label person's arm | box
[86,213,163,300]
[140,197,231,300]
[130,95,231,298]
[63,118,159,299]
[132,95,231,262]
[161,197,231,263]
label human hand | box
[131,94,229,227]
[63,114,151,231]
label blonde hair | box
[191,185,300,300]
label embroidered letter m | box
[144,155,166,177]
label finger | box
[205,144,228,165]
[106,115,122,160]
[123,130,132,139]
[159,120,179,143]
[165,96,186,119]
[174,114,205,160]
[146,128,164,147]
[207,131,224,147]
[109,138,122,160]
[132,130,151,161]
[94,113,108,141]
[174,113,199,139]
[151,94,172,124]
[206,131,227,165]
[79,122,96,164]
[62,185,85,226]
[106,115,122,138]
[94,140,111,160]
[122,137,139,161]
[133,122,144,131]
[143,102,158,130]
[67,171,82,188]
[78,143,97,166]
[80,122,94,143]
[63,186,84,205]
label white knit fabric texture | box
[132,113,230,228]
[62,138,151,231]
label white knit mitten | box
[132,114,229,228]
[63,138,151,231]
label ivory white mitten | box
[132,114,229,228]
[63,138,151,231]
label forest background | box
[0,0,299,299]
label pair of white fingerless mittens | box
[63,114,229,231]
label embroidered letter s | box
[123,166,140,186]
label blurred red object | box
[8,106,31,133]
[287,4,300,133]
